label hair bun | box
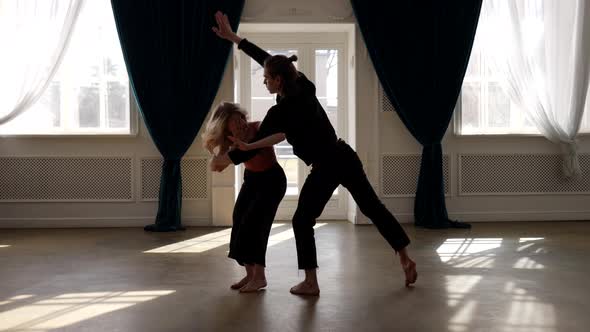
[288,55,298,62]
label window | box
[457,2,590,135]
[250,49,300,195]
[234,25,354,220]
[240,44,344,198]
[246,48,340,197]
[0,1,132,135]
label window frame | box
[0,100,139,138]
[234,24,354,220]
[0,1,137,138]
[454,4,590,137]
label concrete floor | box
[0,221,589,332]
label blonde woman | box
[203,102,286,292]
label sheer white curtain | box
[0,0,84,125]
[482,0,590,177]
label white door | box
[235,31,350,221]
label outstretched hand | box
[228,136,251,151]
[212,11,240,43]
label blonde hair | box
[202,102,247,154]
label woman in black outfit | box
[212,11,417,296]
[204,102,286,293]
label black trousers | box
[228,163,286,267]
[293,140,410,269]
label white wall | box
[0,60,235,228]
[1,0,588,227]
[380,113,590,222]
[379,104,590,221]
[237,0,590,224]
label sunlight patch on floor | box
[437,238,502,267]
[267,223,327,248]
[0,290,175,331]
[145,224,288,253]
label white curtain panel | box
[0,0,84,125]
[483,0,590,177]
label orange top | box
[243,122,278,172]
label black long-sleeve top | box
[228,39,338,166]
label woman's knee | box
[292,211,317,232]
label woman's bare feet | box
[402,259,418,287]
[237,264,267,293]
[290,269,320,296]
[231,265,254,290]
[230,276,250,290]
[290,280,320,296]
[239,278,268,293]
[398,248,417,287]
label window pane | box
[0,81,62,134]
[78,83,100,128]
[250,63,267,98]
[488,82,510,128]
[459,1,552,135]
[456,1,590,135]
[47,82,61,127]
[251,98,275,122]
[35,81,62,128]
[107,81,128,128]
[275,141,298,195]
[465,50,481,78]
[69,1,128,132]
[315,49,338,133]
[0,1,130,135]
[461,83,480,133]
[315,49,340,195]
[250,50,299,195]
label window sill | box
[454,132,590,138]
[0,132,139,139]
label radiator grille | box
[381,154,450,196]
[0,157,132,201]
[141,157,209,200]
[459,154,590,195]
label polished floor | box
[0,221,589,332]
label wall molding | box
[0,216,211,228]
[388,210,590,223]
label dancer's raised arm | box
[212,11,270,66]
[212,11,242,44]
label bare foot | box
[230,276,250,290]
[403,259,418,287]
[290,281,320,296]
[239,278,267,293]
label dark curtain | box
[111,0,244,231]
[351,0,482,228]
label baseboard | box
[391,210,590,223]
[0,216,211,228]
[2,211,588,228]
